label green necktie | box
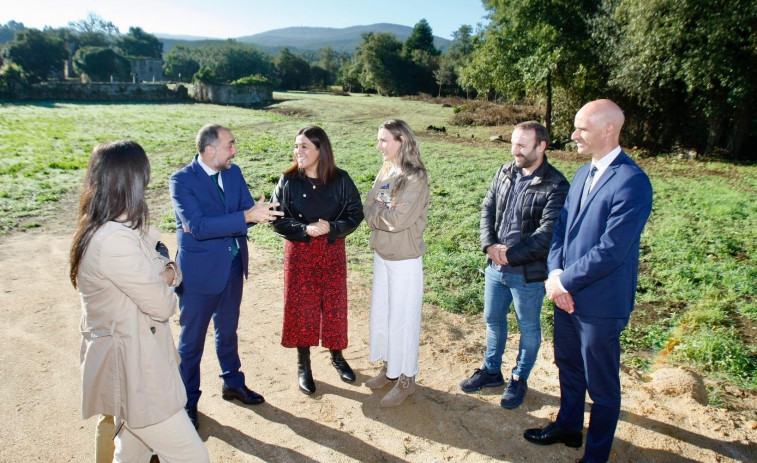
[211,173,238,259]
[211,172,225,202]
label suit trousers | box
[554,307,629,463]
[368,252,423,379]
[114,409,209,463]
[178,255,245,407]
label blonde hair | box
[378,119,426,195]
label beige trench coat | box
[78,222,185,428]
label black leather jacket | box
[271,168,364,243]
[480,157,569,282]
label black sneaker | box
[500,377,528,409]
[459,368,505,392]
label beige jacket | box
[78,222,185,428]
[363,171,429,261]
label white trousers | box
[369,252,423,378]
[114,409,209,463]
[95,414,115,463]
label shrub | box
[230,74,270,86]
[0,62,30,98]
[449,100,541,126]
[193,66,220,84]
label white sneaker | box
[379,374,416,407]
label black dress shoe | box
[221,384,265,405]
[523,421,583,448]
[330,350,356,383]
[185,406,199,430]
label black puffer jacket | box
[272,168,364,243]
[480,157,569,282]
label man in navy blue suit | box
[523,100,653,463]
[170,124,283,429]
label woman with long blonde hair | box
[363,120,430,407]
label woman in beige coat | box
[70,140,209,463]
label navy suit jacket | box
[548,151,653,318]
[169,156,255,295]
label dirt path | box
[0,230,755,462]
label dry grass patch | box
[450,101,541,126]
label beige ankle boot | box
[379,374,416,407]
[365,362,394,388]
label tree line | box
[161,18,464,97]
[0,15,458,94]
[0,14,163,84]
[462,0,756,159]
[2,1,755,158]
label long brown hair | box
[283,126,337,185]
[69,140,151,288]
[378,119,426,195]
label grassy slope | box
[0,92,754,395]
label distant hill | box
[150,33,217,42]
[159,38,230,55]
[157,23,451,56]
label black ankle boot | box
[330,349,355,383]
[297,347,316,395]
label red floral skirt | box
[281,236,348,349]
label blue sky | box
[2,0,490,40]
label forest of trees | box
[461,0,756,158]
[1,0,755,158]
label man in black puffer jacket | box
[460,120,569,409]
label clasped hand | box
[545,274,575,314]
[486,244,509,266]
[306,219,330,237]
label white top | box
[589,145,621,193]
[198,155,224,190]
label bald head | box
[572,99,625,160]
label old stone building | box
[131,58,164,82]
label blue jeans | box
[482,264,545,380]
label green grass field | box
[1,92,754,397]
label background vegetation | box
[2,0,755,158]
[0,93,754,402]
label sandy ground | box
[0,229,755,463]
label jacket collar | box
[505,155,551,185]
[190,155,227,208]
[567,150,628,227]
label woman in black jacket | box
[271,126,363,395]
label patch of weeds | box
[48,158,87,170]
[706,382,728,408]
[265,106,315,118]
[671,325,757,386]
[156,212,177,233]
[0,164,24,175]
[540,300,555,340]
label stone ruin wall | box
[8,82,272,106]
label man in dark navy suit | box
[170,124,283,429]
[523,100,653,463]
